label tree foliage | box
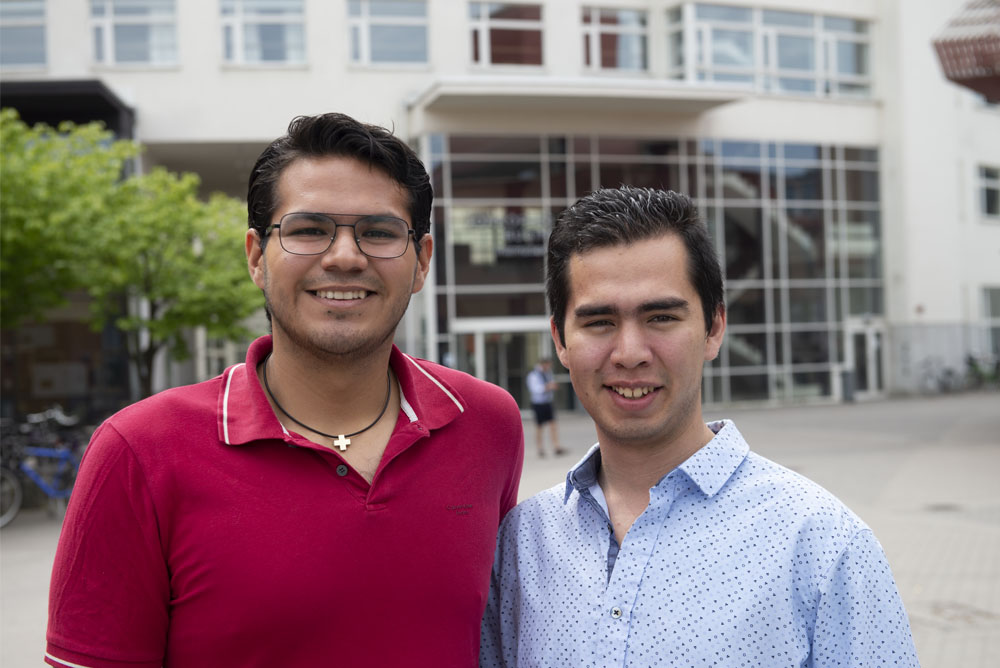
[1,109,261,398]
[1,108,139,325]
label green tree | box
[0,108,139,326]
[82,168,261,397]
[1,109,262,399]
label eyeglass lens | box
[278,213,411,258]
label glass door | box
[845,320,885,400]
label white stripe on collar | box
[222,363,245,445]
[401,353,465,413]
[399,392,418,422]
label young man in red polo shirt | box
[46,113,524,667]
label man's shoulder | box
[501,482,568,530]
[736,450,868,534]
[401,354,521,413]
[103,373,224,436]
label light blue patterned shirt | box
[481,420,918,667]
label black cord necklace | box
[261,353,391,452]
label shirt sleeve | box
[480,523,515,668]
[46,422,169,668]
[810,528,920,667]
[525,370,545,398]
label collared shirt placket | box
[584,475,680,667]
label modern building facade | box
[2,0,998,413]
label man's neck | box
[596,418,717,545]
[261,338,396,433]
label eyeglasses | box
[265,212,416,259]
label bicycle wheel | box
[0,466,24,528]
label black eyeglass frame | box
[264,212,418,259]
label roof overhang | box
[408,75,744,115]
[0,79,135,137]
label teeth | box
[316,290,366,300]
[612,386,654,399]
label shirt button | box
[610,607,623,619]
[336,464,348,477]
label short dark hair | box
[546,187,724,344]
[247,113,433,245]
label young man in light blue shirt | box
[480,187,918,667]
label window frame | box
[469,1,544,68]
[0,0,47,69]
[220,0,306,67]
[90,0,178,67]
[687,3,871,99]
[347,0,429,67]
[581,6,649,73]
[979,165,1000,219]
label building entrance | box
[845,319,886,400]
[450,317,563,408]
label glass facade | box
[348,0,428,65]
[672,3,871,98]
[90,0,177,66]
[0,0,46,67]
[221,0,305,65]
[469,2,543,66]
[429,133,882,404]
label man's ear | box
[550,317,569,369]
[246,229,266,289]
[704,304,727,362]
[411,234,433,294]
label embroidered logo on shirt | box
[446,504,473,516]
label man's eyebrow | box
[639,298,690,313]
[573,298,690,319]
[573,304,617,319]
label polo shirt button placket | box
[610,606,623,619]
[336,464,348,477]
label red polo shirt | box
[46,337,523,668]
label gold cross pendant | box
[332,435,350,451]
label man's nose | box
[610,321,651,368]
[319,226,368,270]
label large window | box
[430,133,881,403]
[582,6,647,72]
[674,3,871,98]
[91,0,177,66]
[221,0,304,65]
[0,0,46,67]
[980,165,1000,217]
[469,2,542,66]
[348,0,427,65]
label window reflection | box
[724,208,764,281]
[727,287,766,325]
[451,161,543,198]
[788,287,827,322]
[786,208,825,279]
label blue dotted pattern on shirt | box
[480,420,919,667]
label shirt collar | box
[563,420,750,503]
[217,336,466,445]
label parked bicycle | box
[0,406,87,529]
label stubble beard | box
[262,276,414,362]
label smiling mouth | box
[312,290,368,300]
[611,386,657,399]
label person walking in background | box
[526,357,565,457]
[46,112,524,668]
[481,186,918,666]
